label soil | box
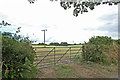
[37,62,118,78]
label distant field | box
[32,45,82,47]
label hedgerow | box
[82,36,118,65]
[2,29,38,78]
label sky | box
[0,0,118,44]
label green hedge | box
[82,36,118,65]
[2,32,38,78]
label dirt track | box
[37,62,118,78]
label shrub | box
[82,36,118,65]
[2,32,38,78]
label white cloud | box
[0,0,118,44]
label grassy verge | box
[83,62,118,72]
[54,64,76,78]
[54,61,118,78]
[75,61,118,78]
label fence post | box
[54,47,56,66]
[70,47,71,63]
[82,45,84,58]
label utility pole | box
[41,29,47,47]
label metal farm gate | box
[33,46,84,69]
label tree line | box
[36,42,82,46]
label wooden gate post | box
[82,45,85,58]
[54,47,56,65]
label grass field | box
[32,44,82,47]
[33,45,83,69]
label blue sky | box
[0,0,118,44]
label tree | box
[49,42,60,46]
[0,20,11,28]
[28,0,120,17]
[38,43,47,45]
[28,0,36,4]
[60,42,68,46]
